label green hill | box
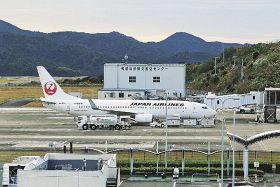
[0,33,113,76]
[188,42,280,94]
[0,20,243,76]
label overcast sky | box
[1,0,280,43]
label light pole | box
[232,108,236,186]
[214,57,219,75]
[232,56,237,68]
[213,97,240,187]
[165,90,168,169]
[232,105,240,186]
[221,107,225,187]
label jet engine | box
[134,114,153,123]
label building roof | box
[265,87,280,91]
[100,88,164,92]
[11,156,40,165]
[104,63,185,67]
[44,153,116,161]
[22,153,116,171]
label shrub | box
[119,166,264,176]
[252,51,259,60]
[118,160,280,173]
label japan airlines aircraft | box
[37,66,216,123]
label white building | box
[98,63,186,99]
[3,153,119,187]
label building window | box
[119,93,124,98]
[153,76,160,82]
[109,93,114,98]
[129,76,136,83]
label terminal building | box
[98,63,186,100]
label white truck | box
[150,116,181,128]
[76,115,131,130]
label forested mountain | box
[188,42,280,93]
[0,20,243,76]
[149,32,241,55]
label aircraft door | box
[193,103,197,114]
[66,104,70,114]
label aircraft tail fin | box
[37,66,76,100]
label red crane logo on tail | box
[44,81,57,95]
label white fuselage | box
[42,98,216,119]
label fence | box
[85,149,280,163]
[79,148,280,176]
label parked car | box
[239,106,255,114]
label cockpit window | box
[202,106,208,109]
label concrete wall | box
[18,170,105,187]
[18,163,118,187]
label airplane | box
[37,66,216,123]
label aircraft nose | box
[207,108,216,118]
[211,108,217,117]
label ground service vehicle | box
[76,115,131,130]
[173,168,179,179]
[150,121,165,128]
[239,106,255,114]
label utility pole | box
[241,58,244,82]
[232,56,237,68]
[214,57,219,75]
[223,48,225,64]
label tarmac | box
[2,107,280,187]
[0,107,280,152]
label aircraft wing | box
[99,110,137,116]
[88,99,99,110]
[88,99,137,116]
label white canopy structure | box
[227,130,280,147]
[227,130,280,180]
